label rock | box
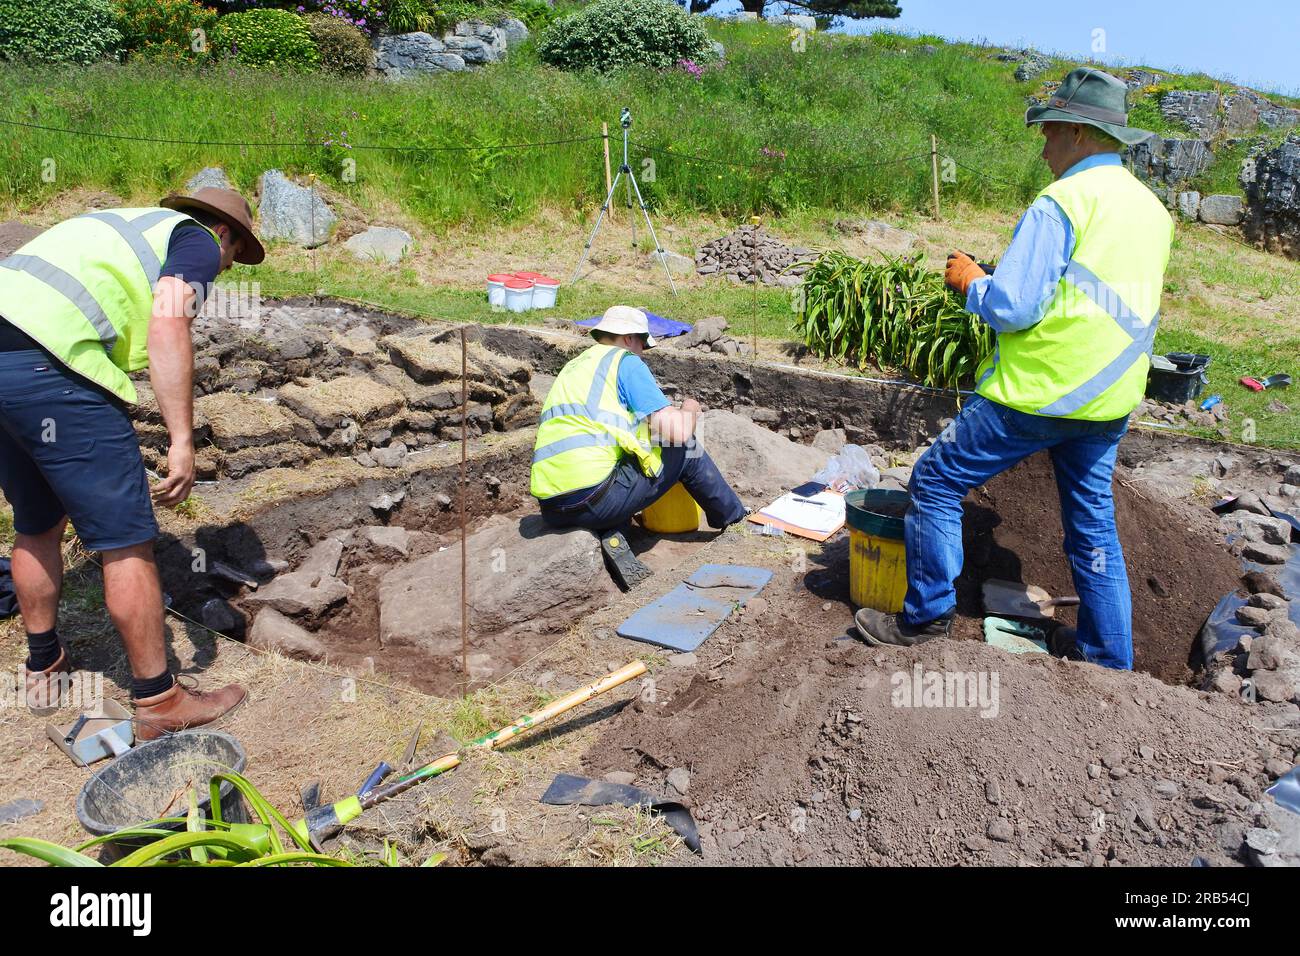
[443,35,495,65]
[1176,191,1201,220]
[694,409,831,499]
[199,598,243,636]
[668,652,698,667]
[1013,52,1052,83]
[355,525,410,559]
[604,771,635,786]
[344,226,413,263]
[1253,670,1299,704]
[1242,541,1290,565]
[374,32,467,79]
[258,170,335,248]
[244,541,350,619]
[378,515,614,653]
[710,40,725,61]
[1236,605,1272,628]
[813,428,847,454]
[1199,194,1245,225]
[497,17,529,47]
[767,13,816,30]
[1125,69,1163,90]
[987,818,1015,842]
[372,441,409,468]
[1286,463,1300,485]
[185,166,231,193]
[1222,511,1291,546]
[1161,90,1222,137]
[649,249,695,276]
[1207,668,1243,696]
[1249,592,1289,611]
[1128,135,1214,187]
[1231,491,1272,516]
[369,488,406,517]
[249,608,326,661]
[1243,569,1285,597]
[673,314,728,349]
[1243,134,1300,259]
[985,779,1001,805]
[666,767,691,795]
[300,538,345,579]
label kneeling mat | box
[615,564,772,652]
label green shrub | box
[116,0,220,62]
[213,9,320,71]
[305,12,372,76]
[511,0,557,32]
[537,0,715,74]
[0,0,122,64]
[384,0,438,34]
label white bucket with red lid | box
[531,276,560,309]
[503,277,534,313]
[485,273,513,308]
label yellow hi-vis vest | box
[0,207,214,404]
[531,343,664,500]
[975,163,1174,421]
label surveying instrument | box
[569,107,678,296]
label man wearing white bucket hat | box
[531,305,746,589]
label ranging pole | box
[460,326,468,696]
[930,134,941,220]
[602,122,614,223]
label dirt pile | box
[694,225,814,287]
[130,302,538,479]
[583,562,1290,866]
[954,453,1244,683]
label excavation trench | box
[149,300,1282,700]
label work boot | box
[600,529,653,592]
[133,678,247,742]
[1046,626,1087,662]
[24,647,73,717]
[854,608,951,648]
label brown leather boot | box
[24,648,73,716]
[132,679,247,742]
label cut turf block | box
[615,564,773,652]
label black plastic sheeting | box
[541,773,701,853]
[1196,541,1300,668]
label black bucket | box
[1146,352,1211,404]
[76,731,248,862]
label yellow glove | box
[944,251,986,297]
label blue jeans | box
[903,395,1133,669]
[540,442,746,534]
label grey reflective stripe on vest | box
[0,254,118,352]
[1037,260,1158,417]
[531,431,619,463]
[533,348,635,463]
[79,212,164,285]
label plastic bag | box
[811,444,880,491]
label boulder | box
[1221,511,1292,546]
[353,525,411,559]
[249,608,326,662]
[1176,191,1201,220]
[673,315,728,349]
[768,13,816,30]
[185,166,232,193]
[443,35,496,65]
[497,17,529,47]
[1160,90,1222,137]
[377,515,614,653]
[258,170,335,248]
[244,570,350,619]
[1242,134,1300,259]
[1199,194,1245,225]
[1012,52,1052,83]
[1128,135,1214,187]
[374,32,467,78]
[694,409,830,499]
[344,226,413,263]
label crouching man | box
[531,306,746,588]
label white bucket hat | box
[589,305,656,348]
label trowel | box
[982,578,1080,621]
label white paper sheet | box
[758,490,846,535]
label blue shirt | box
[965,153,1122,333]
[616,353,670,422]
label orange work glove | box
[944,251,986,297]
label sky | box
[714,1,1300,96]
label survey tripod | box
[569,107,678,296]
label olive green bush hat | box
[1025,67,1155,145]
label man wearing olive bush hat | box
[855,68,1173,670]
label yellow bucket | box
[641,482,702,533]
[845,490,909,613]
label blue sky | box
[710,2,1300,96]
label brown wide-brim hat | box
[160,187,265,265]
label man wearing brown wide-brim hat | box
[0,186,264,737]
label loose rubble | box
[694,225,814,287]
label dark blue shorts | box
[0,350,158,552]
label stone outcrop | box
[374,19,528,79]
[1242,134,1300,259]
[1128,135,1214,188]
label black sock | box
[25,629,62,671]
[132,670,175,700]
